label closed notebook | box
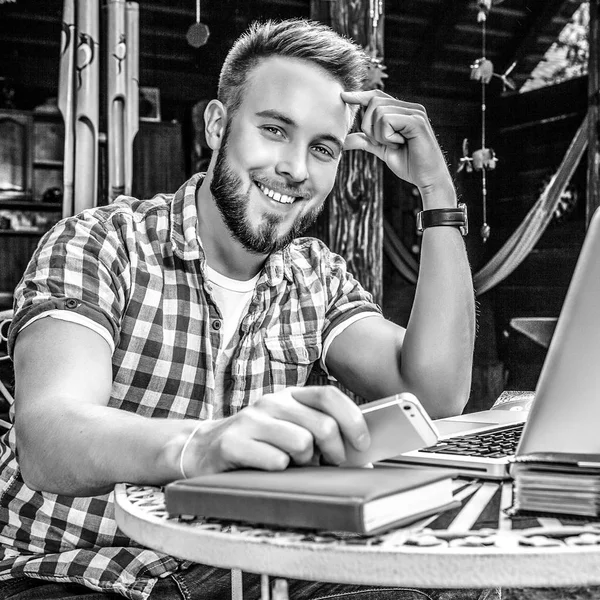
[165,466,458,535]
[510,452,600,517]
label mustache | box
[252,176,311,200]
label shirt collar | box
[170,172,205,262]
[170,173,293,284]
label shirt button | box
[65,298,79,309]
[212,320,222,330]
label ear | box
[204,100,227,151]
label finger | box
[255,390,347,465]
[343,132,400,161]
[341,90,428,115]
[241,407,317,465]
[359,97,407,143]
[375,112,432,146]
[341,89,383,108]
[224,437,292,471]
[289,386,370,453]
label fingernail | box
[356,432,370,451]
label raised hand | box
[342,90,455,206]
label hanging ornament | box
[456,2,509,243]
[470,58,494,84]
[476,0,505,23]
[496,61,517,92]
[187,0,210,48]
[470,58,516,91]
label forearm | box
[16,400,214,496]
[402,189,476,417]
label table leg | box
[261,574,270,600]
[231,568,243,600]
[272,578,289,600]
[260,575,289,600]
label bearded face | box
[210,123,325,255]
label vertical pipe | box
[107,0,128,202]
[74,0,99,212]
[58,0,76,218]
[125,2,139,196]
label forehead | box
[237,56,352,136]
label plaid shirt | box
[0,174,380,599]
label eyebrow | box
[255,109,344,153]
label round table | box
[114,477,600,591]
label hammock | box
[383,113,589,295]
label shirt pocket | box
[264,333,321,364]
[263,332,322,389]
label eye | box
[312,145,335,159]
[262,126,284,137]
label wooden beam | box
[587,0,600,225]
[495,0,579,80]
[309,0,384,306]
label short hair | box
[218,19,369,115]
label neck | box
[196,172,267,281]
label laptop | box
[381,206,600,480]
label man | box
[0,18,481,600]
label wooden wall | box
[484,76,588,392]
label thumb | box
[344,132,384,158]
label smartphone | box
[341,392,439,467]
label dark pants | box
[0,564,501,600]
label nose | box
[275,144,309,184]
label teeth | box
[257,182,296,204]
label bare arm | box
[326,91,476,417]
[14,318,369,496]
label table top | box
[114,475,600,589]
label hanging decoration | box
[363,0,388,90]
[456,0,511,242]
[187,0,210,48]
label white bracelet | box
[178,421,203,479]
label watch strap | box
[417,203,468,236]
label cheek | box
[310,160,340,194]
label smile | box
[256,182,297,205]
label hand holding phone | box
[341,392,439,467]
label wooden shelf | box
[0,201,62,212]
[33,159,63,169]
[0,229,47,237]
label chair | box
[0,309,13,431]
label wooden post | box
[309,0,384,306]
[587,0,600,225]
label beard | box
[209,125,324,255]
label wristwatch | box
[416,202,468,236]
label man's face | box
[210,56,352,255]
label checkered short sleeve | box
[8,208,131,357]
[317,242,382,341]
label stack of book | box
[510,452,600,517]
[165,465,458,535]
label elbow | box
[16,428,47,492]
[413,372,472,419]
[432,387,470,419]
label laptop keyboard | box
[419,422,525,458]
